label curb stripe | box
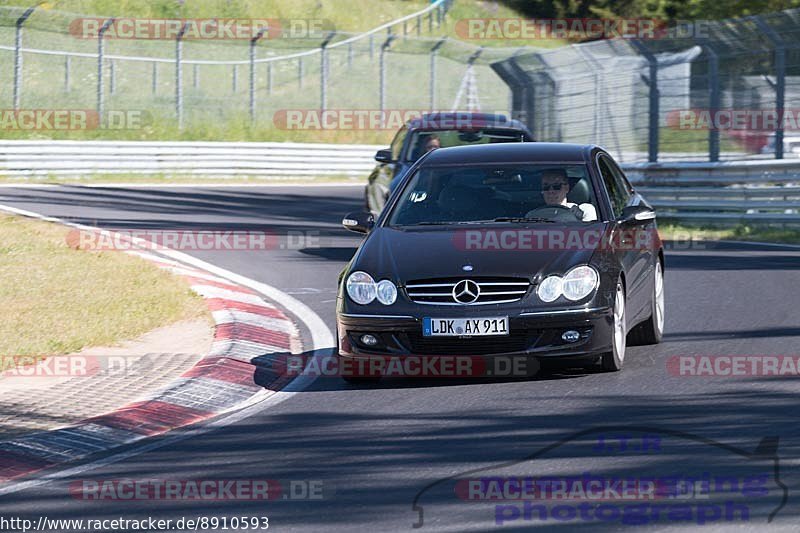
[0,220,302,485]
[88,401,212,437]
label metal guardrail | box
[0,140,382,178]
[2,140,799,225]
[622,160,800,225]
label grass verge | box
[0,213,210,359]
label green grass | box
[0,213,210,358]
[659,223,800,245]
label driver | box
[530,168,598,222]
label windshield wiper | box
[415,220,493,226]
[492,216,557,223]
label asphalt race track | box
[1,184,800,531]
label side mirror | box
[374,149,394,164]
[342,211,374,234]
[620,204,656,224]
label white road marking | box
[0,202,334,496]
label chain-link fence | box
[493,9,800,163]
[0,0,520,137]
[2,2,800,163]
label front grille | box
[405,277,530,305]
[403,330,535,355]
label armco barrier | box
[0,140,383,178]
[2,140,799,225]
[622,159,800,225]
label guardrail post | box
[753,16,785,160]
[267,62,273,95]
[13,5,37,110]
[380,35,396,127]
[192,63,199,89]
[64,56,70,93]
[429,38,446,111]
[631,40,659,163]
[347,42,353,69]
[249,27,267,124]
[417,15,422,36]
[176,22,189,129]
[97,18,115,121]
[429,11,434,33]
[232,65,237,93]
[369,35,374,61]
[298,57,304,88]
[320,32,336,112]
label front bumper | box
[337,306,613,360]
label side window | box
[608,159,633,205]
[390,126,407,161]
[598,156,625,218]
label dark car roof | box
[406,112,529,132]
[420,142,596,165]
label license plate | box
[423,317,509,337]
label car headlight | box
[346,271,377,305]
[561,265,599,301]
[536,275,563,303]
[376,279,397,305]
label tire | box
[628,260,665,346]
[600,281,627,372]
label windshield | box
[387,163,599,226]
[405,129,529,162]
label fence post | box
[267,62,273,95]
[631,40,659,163]
[298,57,304,88]
[175,22,189,129]
[379,35,396,127]
[232,65,237,93]
[753,16,785,160]
[152,61,158,94]
[109,60,116,95]
[97,18,115,121]
[429,38,446,111]
[699,41,720,162]
[347,42,353,69]
[249,27,267,123]
[192,63,199,89]
[320,32,336,112]
[64,55,70,93]
[417,15,422,36]
[13,5,37,110]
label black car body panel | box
[340,143,663,370]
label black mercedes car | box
[365,112,533,215]
[338,143,664,381]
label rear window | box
[405,129,530,162]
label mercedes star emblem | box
[452,279,480,304]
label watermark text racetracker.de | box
[668,355,800,377]
[70,478,328,501]
[273,353,539,379]
[66,228,320,252]
[0,110,149,131]
[70,18,331,40]
[273,109,516,130]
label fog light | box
[360,334,379,346]
[561,330,580,343]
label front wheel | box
[628,261,665,346]
[600,281,627,372]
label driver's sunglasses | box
[542,182,567,191]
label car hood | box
[352,223,609,284]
